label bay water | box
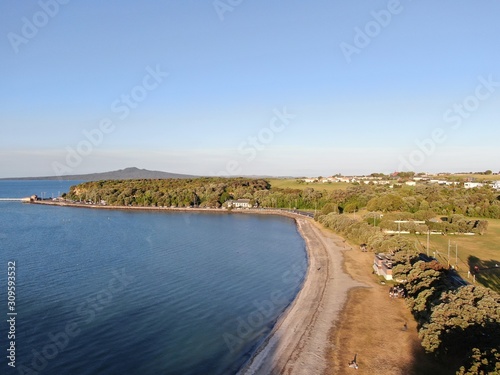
[0,180,307,375]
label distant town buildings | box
[299,173,498,190]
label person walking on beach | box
[348,354,359,369]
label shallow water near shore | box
[0,181,307,374]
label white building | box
[373,253,393,281]
[227,199,253,208]
[429,180,449,185]
[464,182,484,189]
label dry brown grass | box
[324,244,454,375]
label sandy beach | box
[236,218,364,375]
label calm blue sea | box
[0,180,307,375]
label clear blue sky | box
[1,0,499,177]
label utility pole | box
[427,230,430,257]
[447,240,451,268]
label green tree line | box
[65,178,334,209]
[65,178,500,219]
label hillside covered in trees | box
[66,178,270,208]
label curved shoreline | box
[237,218,364,374]
[30,201,363,374]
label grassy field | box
[405,219,500,292]
[268,178,351,191]
[269,178,500,291]
[448,173,500,181]
[343,210,500,292]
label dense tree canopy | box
[419,286,500,357]
[457,348,500,375]
[67,178,271,208]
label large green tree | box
[419,286,500,357]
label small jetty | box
[0,197,31,202]
[0,195,37,202]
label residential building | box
[227,199,253,208]
[464,182,484,189]
[373,253,393,281]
